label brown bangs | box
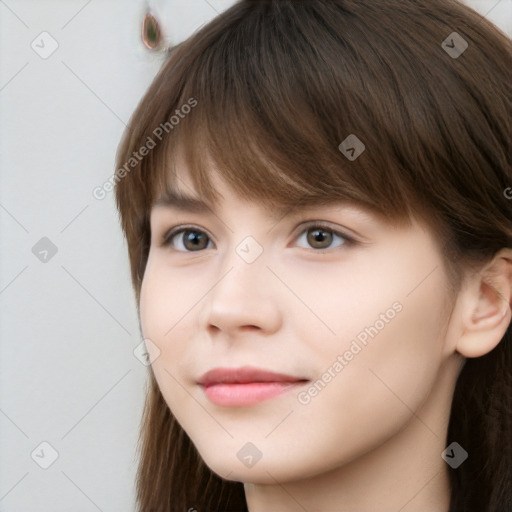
[115,0,512,298]
[135,1,430,227]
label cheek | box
[289,253,448,423]
[284,244,446,361]
[309,267,447,427]
[139,256,205,414]
[139,255,197,341]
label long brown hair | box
[114,1,512,510]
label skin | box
[139,151,512,512]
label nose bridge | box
[202,234,281,332]
[214,235,270,304]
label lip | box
[198,366,310,407]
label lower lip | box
[201,381,308,406]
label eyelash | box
[160,221,357,253]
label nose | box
[202,246,282,337]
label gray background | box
[1,1,510,510]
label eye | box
[160,222,356,252]
[295,222,354,251]
[162,225,213,252]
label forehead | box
[151,145,410,230]
[154,165,375,220]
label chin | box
[198,446,313,485]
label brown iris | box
[182,230,209,251]
[306,227,333,249]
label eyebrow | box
[152,189,367,223]
[153,189,300,220]
[153,189,213,214]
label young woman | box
[114,1,512,510]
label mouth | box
[197,366,310,407]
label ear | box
[456,248,512,358]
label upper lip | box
[198,366,309,386]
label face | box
[139,156,458,485]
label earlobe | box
[456,249,512,359]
